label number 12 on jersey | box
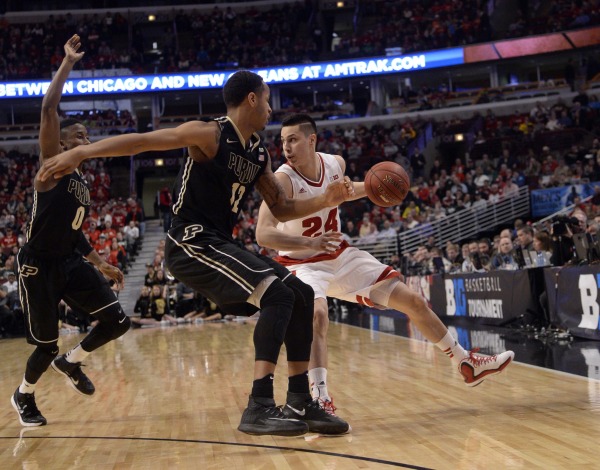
[230,183,246,213]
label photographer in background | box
[461,241,487,273]
[550,213,582,266]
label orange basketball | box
[364,161,410,207]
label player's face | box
[281,125,314,165]
[253,84,272,130]
[61,124,90,151]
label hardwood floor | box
[1,320,598,469]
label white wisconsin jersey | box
[275,152,344,262]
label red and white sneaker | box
[459,348,514,387]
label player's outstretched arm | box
[39,34,85,160]
[38,120,219,181]
[332,154,366,201]
[256,163,354,222]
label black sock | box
[288,371,309,394]
[252,374,274,399]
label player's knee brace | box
[253,279,294,363]
[81,304,130,352]
[284,276,314,362]
[96,303,130,339]
[26,345,59,379]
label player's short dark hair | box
[60,118,83,130]
[222,71,264,108]
[281,113,317,136]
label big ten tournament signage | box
[545,265,600,340]
[410,270,544,325]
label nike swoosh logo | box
[286,404,306,416]
[119,316,127,323]
[226,138,238,144]
[73,379,79,385]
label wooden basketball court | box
[1,320,597,469]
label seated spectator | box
[357,222,379,246]
[0,279,15,338]
[462,241,487,273]
[377,219,397,240]
[358,214,373,238]
[491,237,519,270]
[532,231,553,267]
[107,238,128,273]
[144,263,156,286]
[153,269,168,286]
[131,285,176,327]
[445,242,463,273]
[174,282,203,322]
[123,220,140,252]
[516,225,535,251]
[428,247,452,274]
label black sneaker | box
[238,395,308,436]
[51,355,95,396]
[11,388,47,427]
[282,392,350,435]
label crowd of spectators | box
[334,0,492,59]
[512,0,600,38]
[62,109,137,136]
[0,151,145,336]
[131,238,224,327]
[220,97,600,285]
[3,92,600,337]
[1,0,598,79]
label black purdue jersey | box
[171,116,268,239]
[26,170,91,258]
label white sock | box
[308,367,330,401]
[19,377,36,395]
[435,332,468,366]
[66,344,90,364]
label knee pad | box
[285,276,314,310]
[94,303,130,340]
[26,345,59,378]
[283,276,314,362]
[254,279,294,363]
[82,304,130,352]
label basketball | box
[364,161,410,207]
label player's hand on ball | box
[324,180,352,206]
[343,176,355,197]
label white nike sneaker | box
[459,348,514,387]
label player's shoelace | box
[318,398,337,415]
[465,348,496,366]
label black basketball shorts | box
[17,248,120,347]
[165,224,293,316]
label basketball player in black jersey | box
[11,35,130,427]
[39,70,352,436]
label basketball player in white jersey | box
[256,113,515,418]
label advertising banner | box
[531,182,600,217]
[545,265,600,340]
[409,270,542,325]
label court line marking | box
[1,435,433,469]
